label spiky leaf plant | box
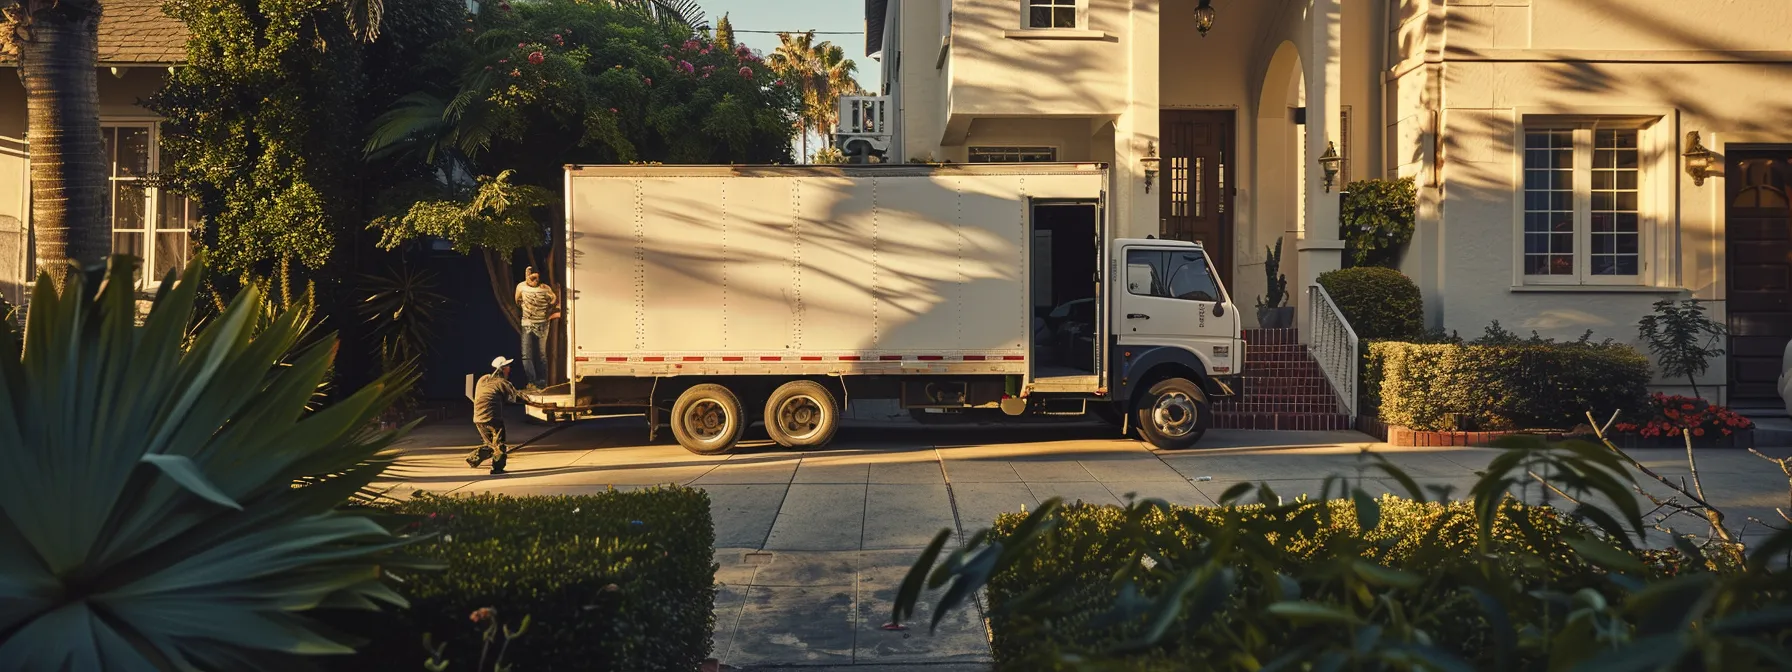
[0,254,429,669]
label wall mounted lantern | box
[1318,141,1343,192]
[1141,141,1161,193]
[1682,131,1713,187]
[1193,0,1216,37]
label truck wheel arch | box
[1116,347,1226,408]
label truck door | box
[1115,245,1239,376]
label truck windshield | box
[1125,249,1221,302]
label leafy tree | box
[1,0,108,289]
[712,10,733,49]
[1637,298,1727,400]
[365,0,796,337]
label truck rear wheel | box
[1135,378,1210,450]
[671,384,745,455]
[764,380,840,449]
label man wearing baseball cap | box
[468,356,525,474]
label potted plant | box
[1255,237,1293,328]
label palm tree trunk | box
[16,0,109,291]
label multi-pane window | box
[1590,129,1640,276]
[1523,130,1576,276]
[968,146,1057,163]
[1522,125,1645,283]
[1026,0,1077,28]
[100,124,193,288]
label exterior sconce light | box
[1318,141,1343,193]
[1682,131,1713,187]
[1193,0,1216,37]
[1140,141,1161,193]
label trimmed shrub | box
[1366,340,1651,431]
[980,497,1689,670]
[1340,176,1416,268]
[1316,267,1424,341]
[334,488,717,672]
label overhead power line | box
[732,29,861,35]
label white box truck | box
[536,163,1243,453]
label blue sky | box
[701,0,874,89]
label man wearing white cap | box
[468,356,525,474]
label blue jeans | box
[520,322,548,387]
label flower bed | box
[1609,393,1756,449]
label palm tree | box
[768,31,821,160]
[809,41,862,141]
[2,0,109,290]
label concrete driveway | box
[379,413,1792,671]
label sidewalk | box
[379,412,1792,669]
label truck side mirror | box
[1213,303,1225,317]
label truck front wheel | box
[671,384,745,455]
[764,380,840,449]
[1135,378,1210,450]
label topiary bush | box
[1340,177,1417,268]
[1316,267,1424,341]
[1366,340,1652,431]
[332,488,717,672]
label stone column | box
[1115,0,1160,240]
[1296,0,1346,340]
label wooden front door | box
[1725,148,1792,406]
[1160,110,1235,288]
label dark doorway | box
[1160,109,1236,288]
[1724,148,1792,407]
[1031,201,1099,376]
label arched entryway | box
[1251,40,1305,322]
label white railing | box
[1307,284,1360,418]
[837,95,889,137]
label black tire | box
[671,384,745,455]
[764,380,841,449]
[1134,378,1211,450]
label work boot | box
[466,451,489,469]
[489,455,508,475]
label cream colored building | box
[848,0,1792,409]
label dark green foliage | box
[1340,177,1416,268]
[1316,267,1424,341]
[343,488,718,672]
[1364,339,1651,431]
[1637,298,1728,398]
[1255,237,1287,312]
[895,437,1792,671]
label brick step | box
[1235,380,1335,394]
[1227,392,1342,405]
[1215,404,1344,415]
[1214,411,1354,432]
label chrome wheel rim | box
[1151,392,1198,438]
[774,394,826,441]
[686,399,731,441]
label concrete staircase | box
[1213,328,1354,431]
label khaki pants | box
[468,421,509,469]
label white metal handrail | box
[837,95,889,137]
[1307,283,1360,418]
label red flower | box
[470,607,495,623]
[484,65,493,71]
[528,51,545,64]
[739,66,752,78]
[609,107,618,113]
[1692,427,1705,436]
[518,42,526,48]
[644,77,652,85]
[498,58,508,64]
[510,68,521,77]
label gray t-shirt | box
[516,282,557,325]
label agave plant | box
[0,255,428,669]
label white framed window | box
[102,123,194,289]
[1514,116,1665,287]
[1025,0,1078,29]
[969,146,1057,163]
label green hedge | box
[332,488,716,671]
[982,498,1687,670]
[1364,341,1651,431]
[1316,267,1424,341]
